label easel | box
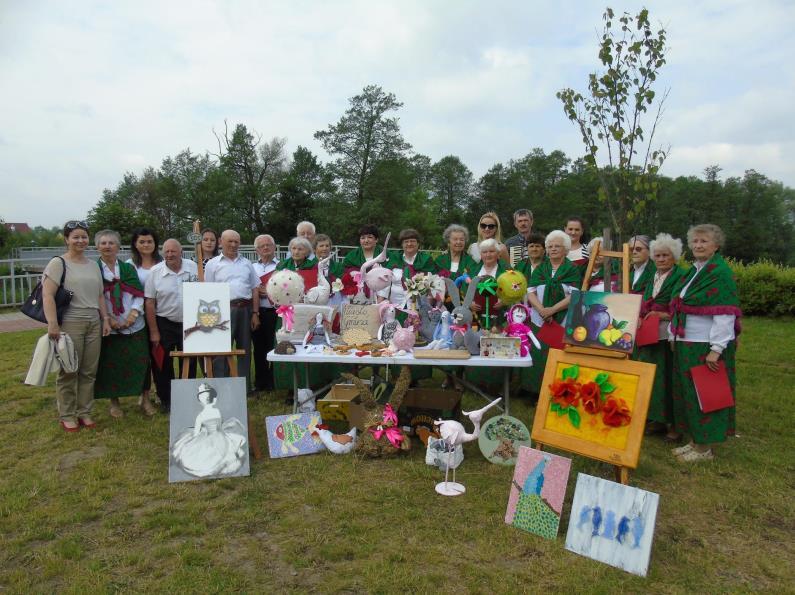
[534,239,636,485]
[192,220,205,282]
[172,349,262,460]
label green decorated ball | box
[496,270,527,305]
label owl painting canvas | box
[182,283,232,353]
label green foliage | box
[557,7,669,237]
[730,260,795,316]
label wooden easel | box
[536,239,636,485]
[172,349,262,460]
[192,220,205,282]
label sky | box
[1,0,793,228]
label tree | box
[214,122,287,236]
[557,8,669,238]
[430,156,473,225]
[314,85,411,206]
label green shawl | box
[631,260,656,294]
[341,245,384,270]
[97,259,144,316]
[277,256,318,271]
[529,258,582,322]
[669,253,742,338]
[516,259,543,284]
[434,251,477,279]
[387,250,437,278]
[639,264,681,317]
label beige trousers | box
[56,318,101,421]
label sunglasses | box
[65,220,88,230]
[480,223,497,230]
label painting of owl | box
[197,299,221,331]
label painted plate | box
[477,415,531,465]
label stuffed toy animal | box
[443,276,483,355]
[304,256,332,305]
[386,326,415,355]
[353,233,393,304]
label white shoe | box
[677,448,713,462]
[671,442,694,456]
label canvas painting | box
[505,447,572,539]
[477,415,531,465]
[168,377,250,483]
[563,290,642,353]
[531,349,655,468]
[182,282,232,353]
[266,412,325,458]
[565,473,660,577]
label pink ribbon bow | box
[276,305,295,331]
[369,404,403,448]
[450,324,468,337]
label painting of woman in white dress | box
[169,379,250,482]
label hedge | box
[729,260,795,317]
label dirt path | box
[0,311,46,333]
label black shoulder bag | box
[21,257,73,324]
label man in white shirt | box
[251,234,279,392]
[144,239,199,412]
[204,229,260,391]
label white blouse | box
[101,260,145,335]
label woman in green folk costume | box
[383,228,437,307]
[515,232,546,283]
[277,237,318,273]
[522,230,583,396]
[435,224,478,281]
[669,224,741,462]
[93,229,149,419]
[342,224,383,271]
[636,233,684,441]
[629,235,655,294]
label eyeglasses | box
[480,223,497,230]
[65,220,88,230]
[631,246,648,253]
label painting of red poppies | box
[531,349,655,468]
[563,290,642,353]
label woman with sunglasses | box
[629,235,655,295]
[42,220,111,432]
[127,227,163,416]
[468,212,509,264]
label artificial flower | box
[602,397,632,427]
[580,381,602,414]
[549,378,581,408]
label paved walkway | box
[0,311,46,333]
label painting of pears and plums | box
[563,291,642,354]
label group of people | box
[41,211,739,464]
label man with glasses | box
[251,234,279,392]
[505,209,535,266]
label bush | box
[729,260,795,316]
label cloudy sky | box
[1,0,793,228]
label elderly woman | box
[629,234,655,294]
[94,229,150,419]
[435,224,477,279]
[516,232,546,281]
[564,217,589,266]
[669,224,741,462]
[42,221,111,431]
[469,238,509,330]
[127,227,162,416]
[522,231,583,396]
[635,233,683,440]
[469,212,510,263]
[277,236,317,273]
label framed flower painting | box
[530,349,655,468]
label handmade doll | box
[376,300,401,344]
[302,312,331,351]
[504,303,541,357]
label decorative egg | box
[496,270,527,305]
[266,270,305,306]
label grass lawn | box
[1,318,793,593]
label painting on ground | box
[505,446,572,539]
[565,473,660,577]
[169,378,250,483]
[477,415,531,465]
[182,282,232,353]
[563,290,642,353]
[266,412,325,458]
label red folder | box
[296,268,318,292]
[151,342,166,371]
[635,316,661,347]
[259,270,274,286]
[536,320,565,349]
[690,361,735,413]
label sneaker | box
[677,448,714,462]
[671,442,694,456]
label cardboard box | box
[317,384,367,431]
[398,388,462,435]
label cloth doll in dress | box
[377,300,401,344]
[505,303,541,357]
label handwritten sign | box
[340,303,380,339]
